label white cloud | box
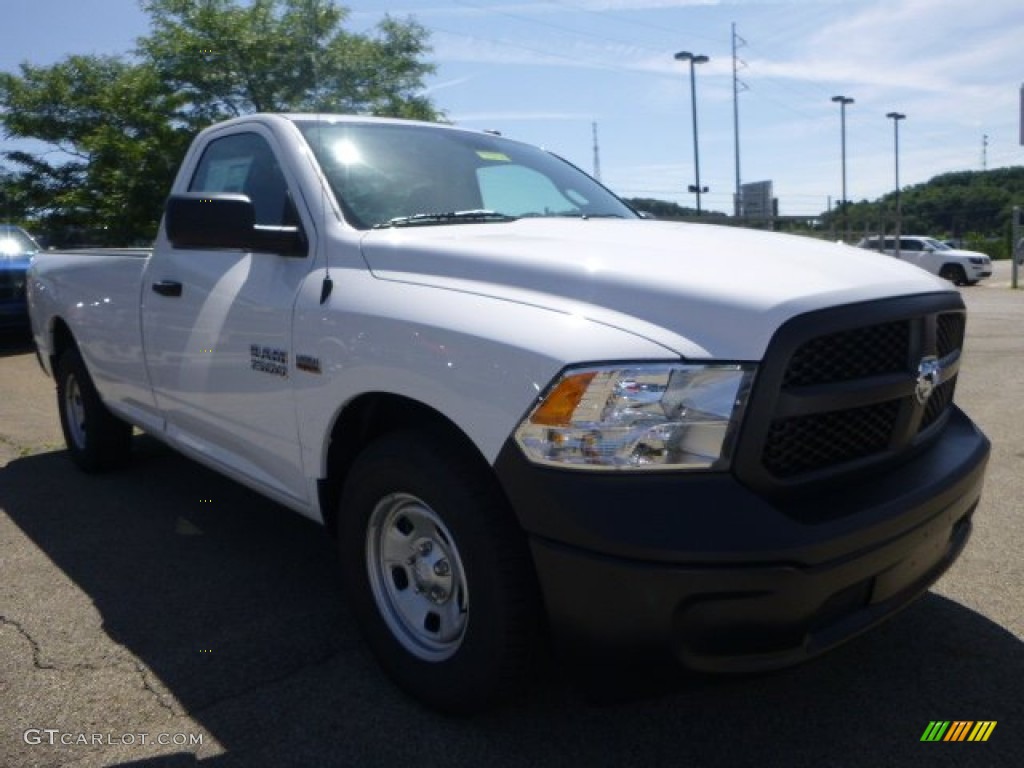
[451,111,596,122]
[365,1,721,18]
[421,75,477,95]
[795,0,1021,93]
[409,0,1024,209]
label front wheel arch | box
[319,393,495,536]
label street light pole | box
[675,51,709,215]
[886,112,906,256]
[832,95,854,240]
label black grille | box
[746,299,966,488]
[783,321,909,387]
[919,376,956,432]
[763,400,900,478]
[936,313,965,359]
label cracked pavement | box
[1,262,1022,767]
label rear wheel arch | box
[55,344,132,471]
[49,317,76,372]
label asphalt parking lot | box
[1,261,1022,767]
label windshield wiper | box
[520,211,626,220]
[373,210,518,229]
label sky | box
[2,0,1022,216]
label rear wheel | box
[338,431,540,713]
[56,347,132,471]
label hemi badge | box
[296,354,322,374]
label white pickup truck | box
[28,114,989,712]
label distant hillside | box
[622,198,727,220]
[624,167,1024,257]
[828,166,1024,246]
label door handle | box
[152,280,183,297]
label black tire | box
[55,346,132,472]
[338,431,540,713]
[939,264,967,286]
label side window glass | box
[189,133,294,227]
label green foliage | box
[0,55,190,243]
[0,0,440,245]
[139,0,438,127]
[962,232,1010,260]
[623,197,727,220]
[822,166,1024,248]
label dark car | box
[0,225,40,329]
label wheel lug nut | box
[418,541,433,556]
[433,559,450,576]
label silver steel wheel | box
[366,492,469,662]
[64,374,88,450]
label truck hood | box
[360,218,953,360]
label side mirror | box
[164,193,307,257]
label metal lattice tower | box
[732,23,748,217]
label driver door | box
[141,128,312,506]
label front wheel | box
[338,431,540,713]
[939,264,968,285]
[55,347,132,472]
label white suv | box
[856,236,992,285]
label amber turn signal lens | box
[529,372,596,426]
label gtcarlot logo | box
[23,729,203,747]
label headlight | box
[514,363,755,471]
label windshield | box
[922,238,950,250]
[295,120,636,230]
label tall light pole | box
[832,95,854,240]
[886,112,906,255]
[675,51,709,215]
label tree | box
[0,0,439,245]
[0,56,190,244]
[139,0,438,127]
